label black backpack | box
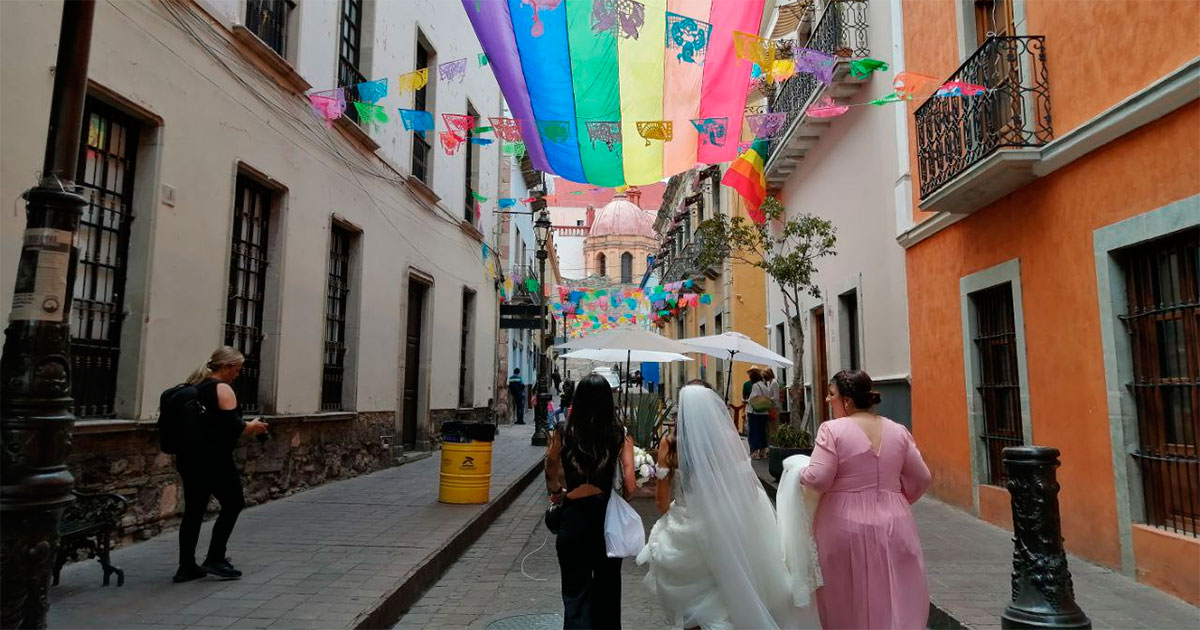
[158,384,206,454]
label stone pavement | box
[751,459,1200,630]
[49,427,546,630]
[394,483,668,630]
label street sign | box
[500,318,543,329]
[500,303,545,329]
[500,304,544,317]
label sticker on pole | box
[9,228,72,322]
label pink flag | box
[807,96,849,118]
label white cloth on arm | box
[778,454,823,607]
[636,385,819,629]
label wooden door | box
[974,0,1015,42]
[403,281,427,448]
[813,307,829,423]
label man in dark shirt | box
[508,368,526,424]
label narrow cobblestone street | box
[394,483,668,630]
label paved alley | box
[48,429,545,630]
[394,483,668,630]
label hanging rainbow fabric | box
[462,0,765,187]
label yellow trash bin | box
[439,440,493,504]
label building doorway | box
[403,278,429,449]
[812,306,829,423]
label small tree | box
[694,196,836,433]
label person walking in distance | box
[173,347,269,583]
[556,372,575,424]
[508,368,526,425]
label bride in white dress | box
[637,384,820,630]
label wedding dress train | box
[636,385,820,630]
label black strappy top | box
[558,421,625,494]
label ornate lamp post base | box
[530,391,551,446]
[1001,446,1091,629]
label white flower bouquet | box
[632,446,657,487]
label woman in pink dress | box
[799,370,933,629]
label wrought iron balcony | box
[915,36,1052,201]
[763,0,871,189]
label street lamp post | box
[530,207,552,447]
[1,1,97,627]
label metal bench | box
[53,490,129,587]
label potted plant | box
[767,423,813,481]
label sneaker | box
[173,563,207,583]
[201,558,243,579]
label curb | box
[353,457,546,630]
[753,463,967,630]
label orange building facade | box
[899,0,1199,603]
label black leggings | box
[176,455,245,567]
[556,494,622,629]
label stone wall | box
[428,406,493,435]
[68,411,395,546]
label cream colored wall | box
[0,0,501,422]
[582,235,655,280]
[765,0,910,389]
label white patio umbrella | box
[557,328,695,411]
[679,331,794,401]
[556,327,695,354]
[561,348,692,363]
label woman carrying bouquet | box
[637,381,819,629]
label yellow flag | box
[398,68,429,92]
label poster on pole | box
[9,228,72,322]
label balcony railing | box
[915,36,1052,200]
[767,0,870,161]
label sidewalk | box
[751,460,1199,629]
[49,428,546,630]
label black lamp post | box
[530,207,553,447]
[1,1,96,627]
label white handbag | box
[604,463,645,558]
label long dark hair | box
[562,373,624,482]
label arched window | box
[596,253,607,277]
[620,252,633,283]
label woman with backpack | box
[173,346,269,583]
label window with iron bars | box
[465,104,479,221]
[71,97,139,418]
[245,0,294,58]
[322,225,352,411]
[225,174,273,414]
[412,34,434,183]
[970,283,1025,485]
[620,252,633,283]
[338,0,365,124]
[459,289,476,408]
[1120,229,1199,537]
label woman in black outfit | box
[173,346,269,583]
[545,374,636,629]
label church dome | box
[588,194,656,239]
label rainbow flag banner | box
[722,138,768,221]
[462,0,765,187]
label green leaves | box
[690,195,837,305]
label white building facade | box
[761,0,913,426]
[0,0,504,536]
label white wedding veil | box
[675,385,797,629]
